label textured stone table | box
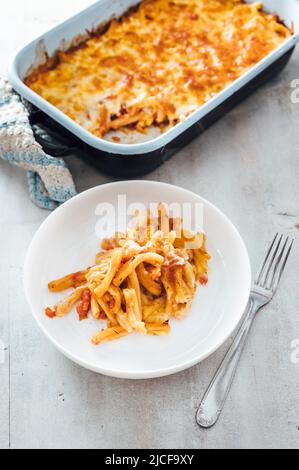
[0,0,299,450]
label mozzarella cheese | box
[26,0,291,140]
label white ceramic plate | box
[24,181,251,379]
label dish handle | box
[29,107,79,157]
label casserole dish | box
[9,0,299,177]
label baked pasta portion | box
[45,204,210,345]
[26,0,291,139]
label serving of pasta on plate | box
[45,204,210,345]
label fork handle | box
[196,297,258,428]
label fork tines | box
[255,233,294,292]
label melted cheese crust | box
[25,0,291,140]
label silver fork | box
[196,233,294,429]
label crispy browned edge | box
[24,1,293,80]
[24,2,143,80]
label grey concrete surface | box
[0,0,299,449]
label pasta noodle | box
[44,206,211,345]
[26,0,291,140]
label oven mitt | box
[0,77,77,210]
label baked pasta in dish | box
[45,204,210,345]
[26,0,291,140]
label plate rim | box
[23,180,252,379]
